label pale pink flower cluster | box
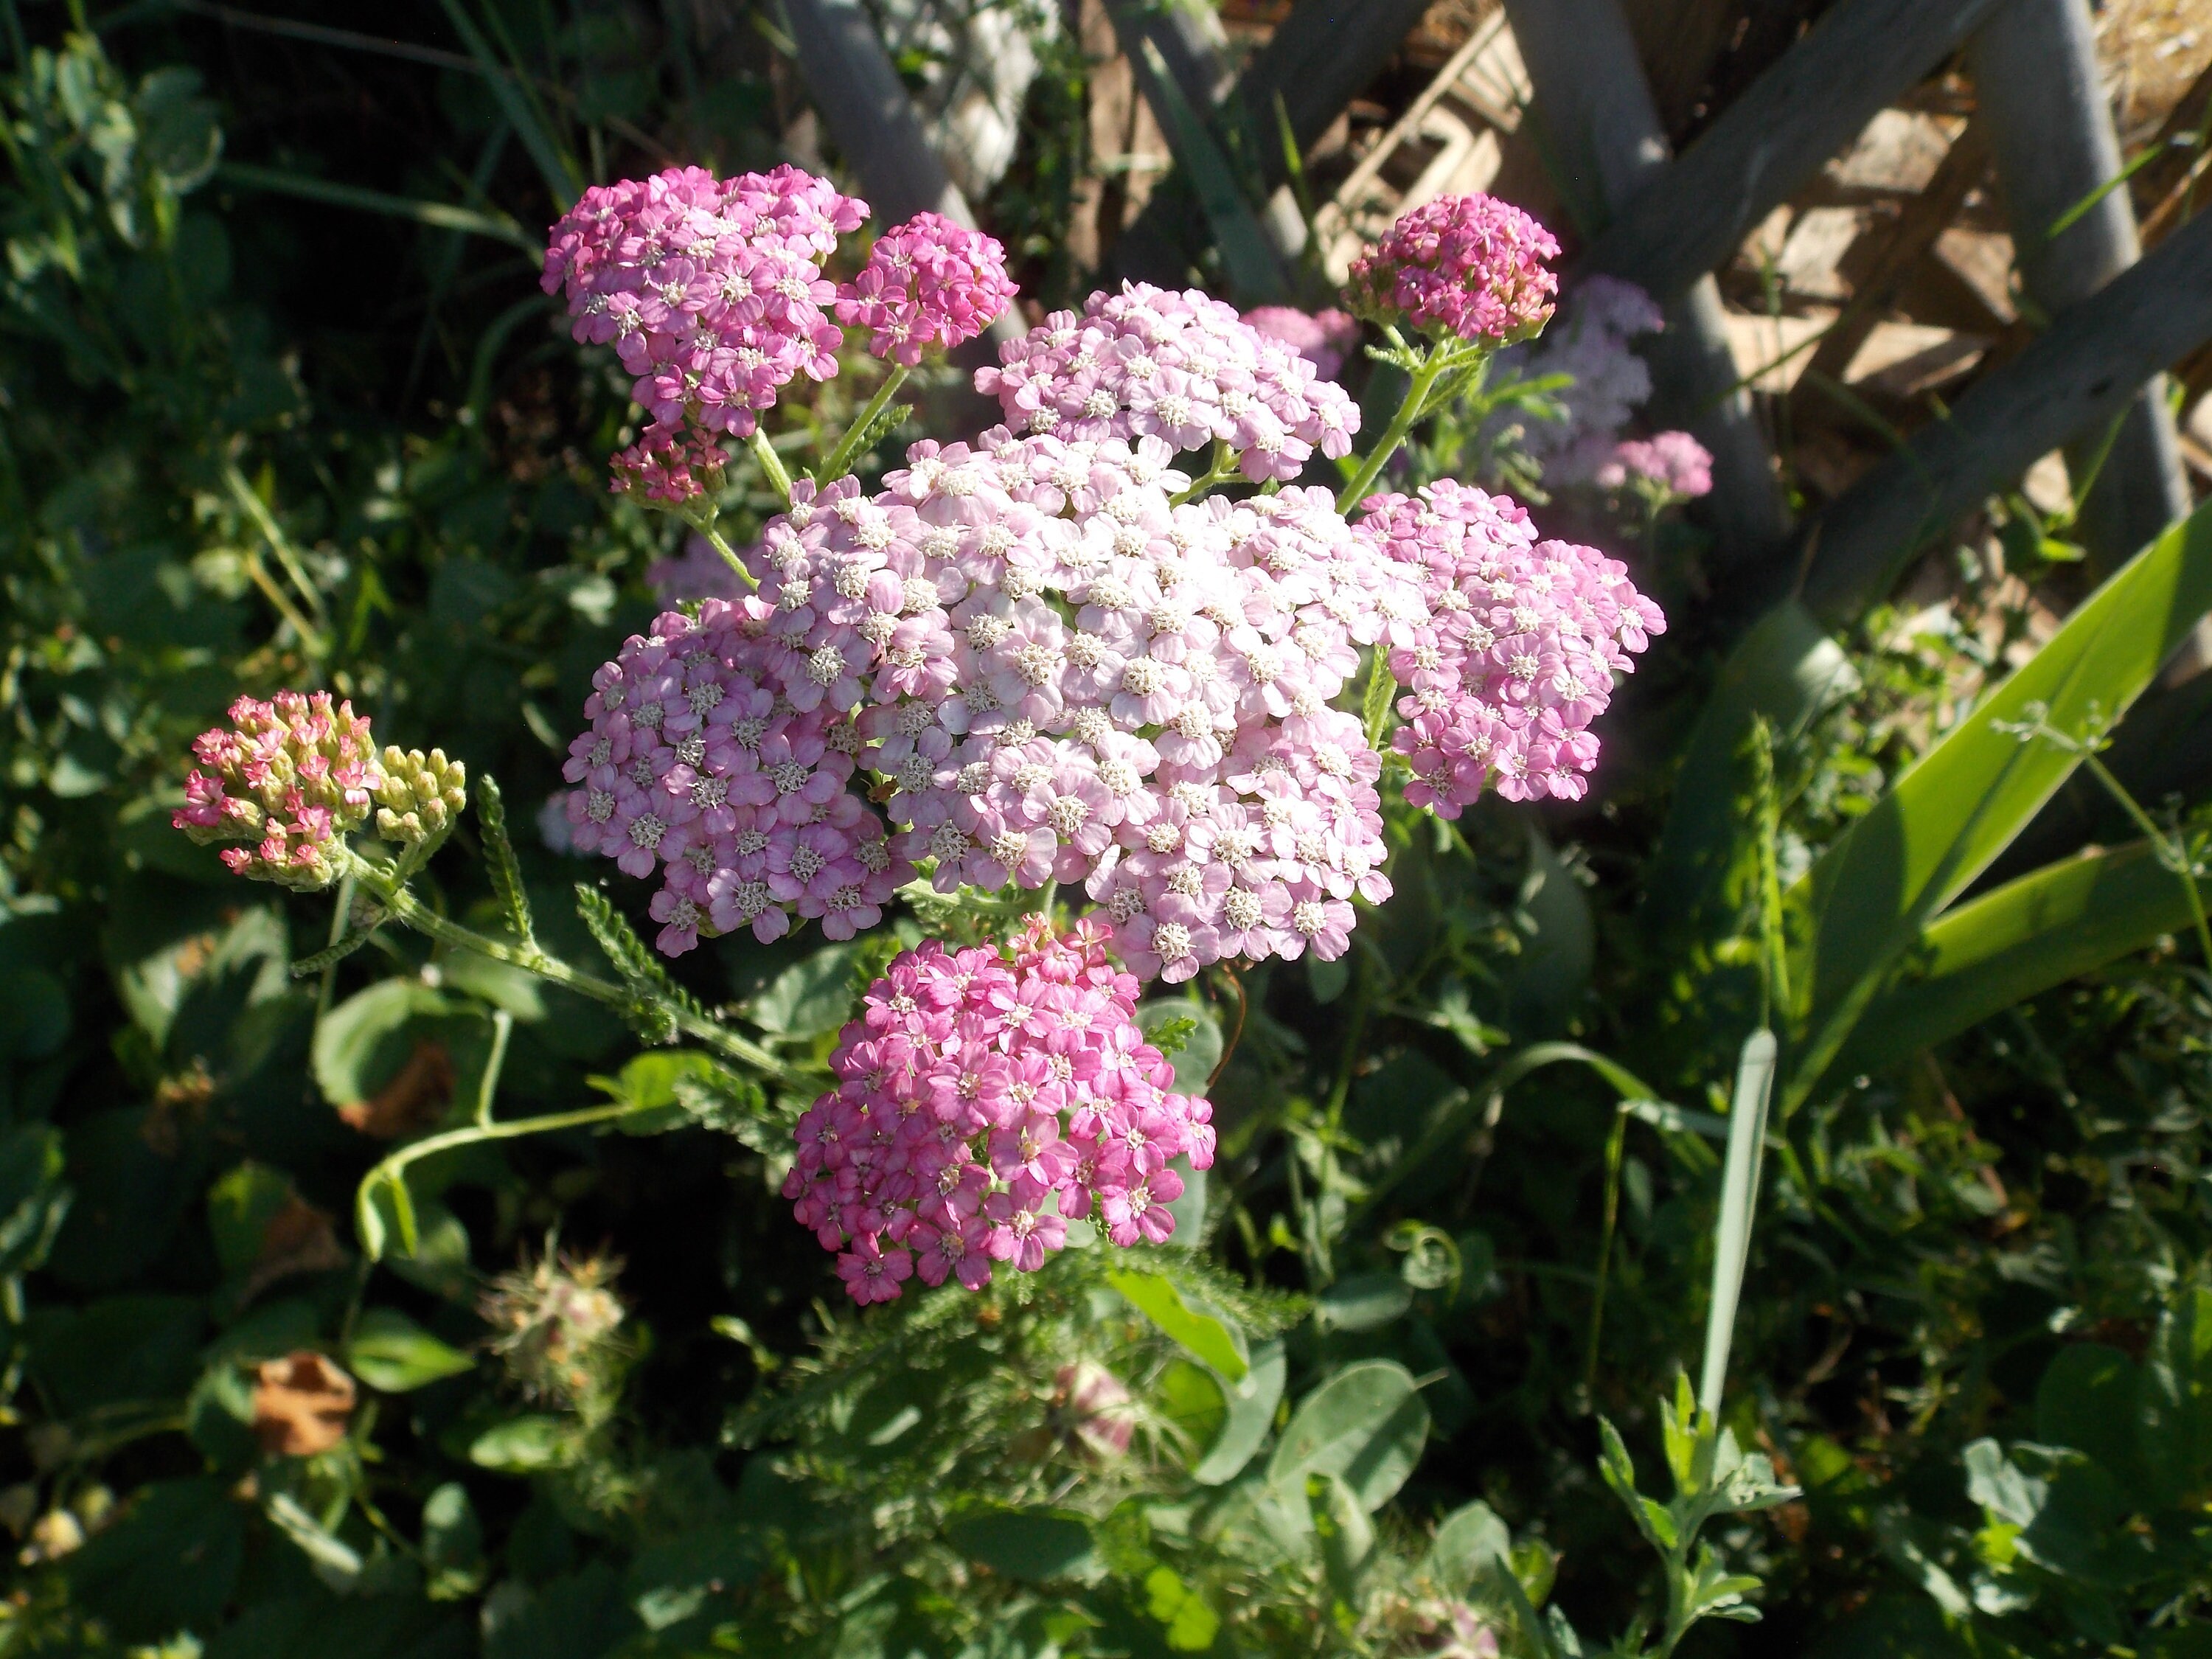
[541,164,866,454]
[1489,276,1714,501]
[783,918,1216,1304]
[834,210,1017,367]
[560,599,907,954]
[173,692,382,889]
[975,283,1360,483]
[1360,480,1665,812]
[1601,430,1714,500]
[761,429,1419,981]
[1242,304,1362,381]
[1348,192,1559,345]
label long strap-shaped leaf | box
[1826,837,2210,1085]
[1784,498,2212,1110]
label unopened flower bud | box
[374,745,468,846]
[1053,1360,1136,1458]
[172,692,383,890]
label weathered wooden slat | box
[1503,0,1790,561]
[1580,0,2008,299]
[1106,0,1433,288]
[1969,0,2191,573]
[1798,207,2212,625]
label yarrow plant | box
[174,175,1663,1310]
[785,916,1214,1303]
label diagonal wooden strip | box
[1503,0,1790,563]
[1106,0,1433,287]
[1579,0,2008,299]
[1797,207,2212,625]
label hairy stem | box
[748,427,794,509]
[1335,341,1473,512]
[818,362,911,481]
[2081,751,2212,970]
[691,518,760,591]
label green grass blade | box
[217,161,535,251]
[1785,498,2212,1110]
[1135,38,1288,304]
[1698,1029,1775,1416]
[434,0,579,208]
[1826,837,2211,1084]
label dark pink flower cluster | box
[1347,192,1560,346]
[560,599,908,953]
[1360,480,1665,810]
[976,283,1360,483]
[784,917,1216,1304]
[173,692,383,889]
[834,210,1017,367]
[541,164,866,453]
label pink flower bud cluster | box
[784,918,1216,1304]
[752,430,1419,981]
[834,210,1017,367]
[1360,481,1665,812]
[541,164,866,453]
[559,599,908,954]
[975,282,1360,483]
[608,428,729,505]
[1347,192,1560,346]
[173,692,383,889]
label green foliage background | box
[1,4,2208,1656]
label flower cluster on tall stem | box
[173,692,385,888]
[785,918,1215,1304]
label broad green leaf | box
[1157,1358,1228,1457]
[1309,1472,1376,1599]
[0,967,71,1060]
[1829,838,2210,1085]
[1509,825,1594,1034]
[2140,1286,2212,1509]
[1788,500,2212,1107]
[1314,1272,1413,1333]
[1145,1566,1222,1650]
[0,1124,70,1280]
[63,1477,245,1643]
[206,1160,293,1278]
[1266,1359,1430,1513]
[1425,1500,1512,1594]
[1110,1270,1248,1381]
[747,944,859,1037]
[264,1489,361,1590]
[422,1482,487,1601]
[313,978,489,1127]
[1192,1338,1285,1485]
[2034,1343,2144,1497]
[470,1414,579,1472]
[945,1506,1097,1582]
[347,1308,475,1391]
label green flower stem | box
[338,850,792,1082]
[687,515,759,591]
[818,363,911,481]
[357,1098,647,1257]
[2081,750,2212,970]
[747,427,794,509]
[1334,338,1486,513]
[1169,441,1242,506]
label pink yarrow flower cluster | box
[977,283,1360,483]
[1360,480,1666,811]
[560,598,907,953]
[784,918,1216,1304]
[1601,430,1714,500]
[728,429,1420,981]
[1348,192,1560,345]
[541,164,866,458]
[173,692,383,889]
[1241,305,1362,381]
[835,210,1017,366]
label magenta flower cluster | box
[834,209,1018,367]
[173,692,382,889]
[559,599,907,954]
[784,917,1215,1304]
[976,283,1360,484]
[726,429,1422,981]
[542,165,864,452]
[1347,192,1560,346]
[1362,480,1666,813]
[1601,431,1714,500]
